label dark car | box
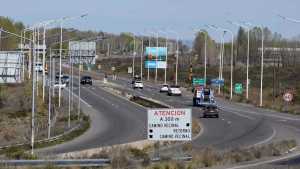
[80,76,92,85]
[203,104,219,118]
[62,75,70,85]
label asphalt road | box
[105,75,298,149]
[39,68,300,162]
[37,76,147,155]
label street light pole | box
[155,32,159,83]
[244,22,264,107]
[206,25,224,94]
[158,30,169,84]
[193,29,207,86]
[48,48,52,139]
[147,35,151,80]
[260,27,264,107]
[31,28,36,155]
[228,21,250,100]
[58,21,63,107]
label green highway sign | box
[235,83,243,94]
[193,78,206,85]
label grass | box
[130,96,169,108]
[0,114,90,159]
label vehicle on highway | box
[133,80,143,89]
[193,87,215,107]
[35,63,43,72]
[131,75,141,84]
[168,85,182,96]
[80,76,93,85]
[55,72,64,79]
[203,104,219,118]
[53,81,67,89]
[160,84,169,93]
[62,75,70,86]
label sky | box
[2,0,300,41]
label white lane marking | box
[220,104,300,121]
[66,88,92,108]
[252,127,276,147]
[219,106,255,120]
[227,121,232,125]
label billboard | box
[147,108,192,141]
[69,41,96,64]
[0,51,23,84]
[145,47,167,61]
[145,61,167,69]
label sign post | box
[234,83,243,94]
[147,108,192,141]
[283,91,293,112]
[193,78,206,86]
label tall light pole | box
[155,31,159,83]
[193,29,208,86]
[167,30,179,85]
[228,21,250,100]
[48,48,52,138]
[144,31,153,81]
[31,28,36,155]
[244,22,264,107]
[135,33,144,80]
[206,25,225,94]
[57,14,88,107]
[158,30,169,84]
[210,25,234,99]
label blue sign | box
[145,61,167,69]
[211,79,224,86]
[145,47,167,60]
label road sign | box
[147,108,192,141]
[211,79,224,87]
[283,92,293,102]
[193,78,206,85]
[145,61,167,69]
[128,67,132,74]
[111,67,115,71]
[235,83,243,94]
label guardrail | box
[0,159,110,167]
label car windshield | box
[170,85,180,88]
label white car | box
[133,81,143,89]
[54,81,67,89]
[168,85,182,96]
[35,63,43,72]
[160,84,169,93]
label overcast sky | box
[2,0,300,41]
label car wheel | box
[215,114,219,118]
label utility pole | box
[155,32,159,83]
[140,37,144,80]
[58,22,63,107]
[148,36,151,81]
[31,28,36,155]
[42,26,46,102]
[78,45,81,120]
[48,48,52,139]
[68,45,71,128]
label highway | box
[106,74,300,150]
[38,68,300,159]
[37,76,147,155]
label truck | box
[193,87,216,107]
